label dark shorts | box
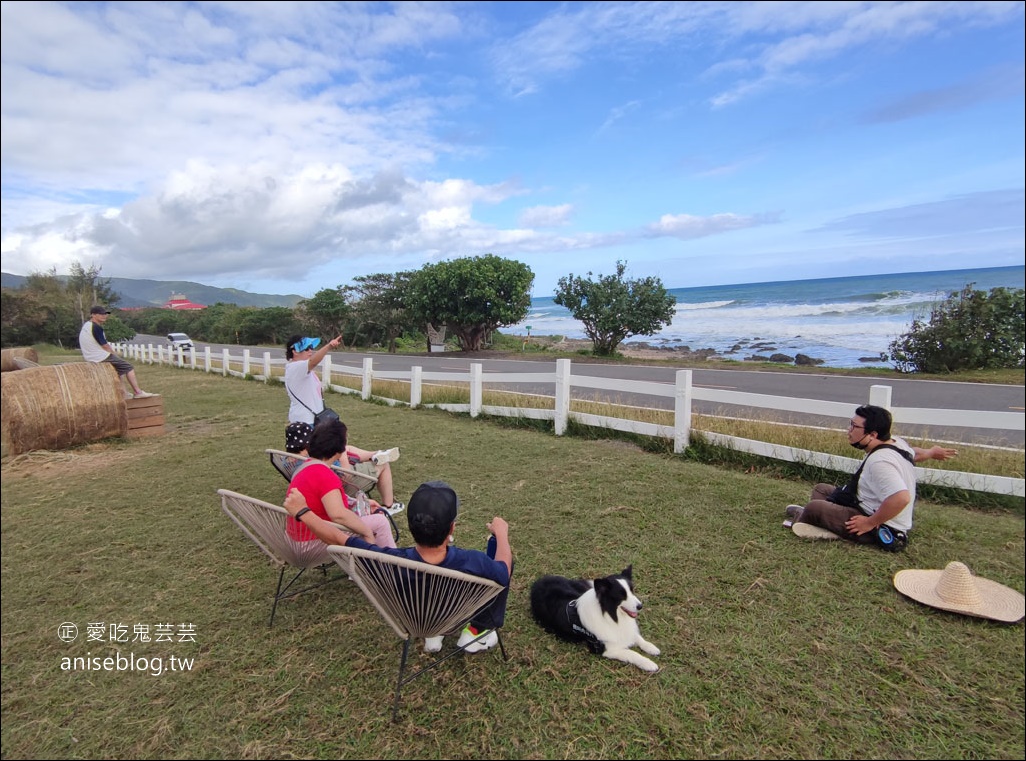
[103,354,134,377]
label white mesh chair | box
[266,448,378,499]
[218,488,345,627]
[327,544,509,721]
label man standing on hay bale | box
[79,306,156,399]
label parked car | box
[167,332,194,350]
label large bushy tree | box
[554,260,676,356]
[407,255,533,352]
[888,284,1025,373]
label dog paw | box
[638,658,659,672]
[641,644,660,656]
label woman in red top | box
[286,419,397,548]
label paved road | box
[139,335,1024,446]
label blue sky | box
[1,1,1023,298]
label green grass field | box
[1,359,1023,760]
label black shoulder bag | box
[285,379,339,427]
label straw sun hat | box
[893,561,1025,623]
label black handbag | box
[286,380,338,428]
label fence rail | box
[118,342,1025,498]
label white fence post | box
[362,357,373,400]
[470,363,482,417]
[262,351,271,382]
[322,356,332,389]
[148,344,155,364]
[177,346,185,367]
[411,366,422,408]
[189,348,196,370]
[674,369,693,453]
[869,384,892,409]
[242,349,251,377]
[203,346,211,373]
[554,358,571,436]
[221,348,230,376]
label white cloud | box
[647,211,780,240]
[519,204,574,228]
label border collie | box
[529,566,660,672]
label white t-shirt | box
[284,360,324,425]
[857,437,917,532]
[79,320,110,363]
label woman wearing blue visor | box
[283,333,405,516]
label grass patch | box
[2,354,1023,760]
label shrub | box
[889,284,1025,372]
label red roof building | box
[165,292,206,310]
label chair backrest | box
[218,488,335,570]
[265,449,378,499]
[327,544,505,640]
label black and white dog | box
[529,566,660,672]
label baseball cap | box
[90,305,112,315]
[291,336,321,353]
[408,481,459,530]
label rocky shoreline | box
[530,336,887,367]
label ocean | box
[500,265,1025,369]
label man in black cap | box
[78,305,155,398]
[284,479,511,653]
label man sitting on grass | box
[784,404,956,550]
[284,480,511,653]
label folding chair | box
[265,449,398,542]
[218,488,345,627]
[266,448,379,499]
[327,544,509,722]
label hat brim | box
[792,522,840,541]
[893,569,1025,623]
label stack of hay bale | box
[0,361,129,456]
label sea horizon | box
[501,265,1025,369]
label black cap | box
[90,305,112,315]
[408,481,459,529]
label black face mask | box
[850,434,869,450]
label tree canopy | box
[406,255,533,351]
[554,260,676,356]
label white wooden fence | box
[118,342,1025,498]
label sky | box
[1,1,1024,299]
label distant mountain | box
[0,272,304,308]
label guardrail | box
[118,342,1025,498]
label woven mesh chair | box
[327,544,509,721]
[266,448,378,499]
[218,488,345,627]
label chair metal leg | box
[392,638,411,723]
[268,566,288,627]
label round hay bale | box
[1,347,40,372]
[0,362,128,455]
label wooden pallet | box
[125,395,165,438]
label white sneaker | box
[385,502,405,517]
[371,447,400,465]
[134,391,157,398]
[423,636,444,653]
[457,627,498,653]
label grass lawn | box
[1,359,1023,760]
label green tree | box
[298,287,354,346]
[351,271,413,353]
[888,284,1025,373]
[407,255,534,352]
[1,287,49,347]
[66,262,119,323]
[554,260,676,356]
